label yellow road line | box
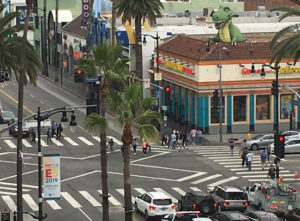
[0,89,35,115]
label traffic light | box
[213,89,218,109]
[164,86,171,106]
[274,133,285,158]
[74,69,84,82]
[6,33,11,39]
[271,80,278,96]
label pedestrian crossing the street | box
[193,146,297,182]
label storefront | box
[155,34,300,134]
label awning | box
[51,10,73,23]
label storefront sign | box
[43,154,61,200]
[241,68,273,75]
[278,66,300,74]
[162,60,194,74]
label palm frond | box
[138,124,160,143]
[85,113,107,131]
[270,24,298,48]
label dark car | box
[1,111,15,124]
[212,211,250,221]
[178,192,217,216]
[284,207,300,221]
[245,211,279,221]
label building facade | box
[238,0,297,11]
[155,35,300,134]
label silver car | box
[282,131,300,140]
[270,138,300,154]
[246,134,274,151]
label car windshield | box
[225,192,246,200]
[153,199,172,205]
[252,135,263,140]
[2,112,14,118]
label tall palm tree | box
[80,42,128,221]
[106,81,161,221]
[270,0,300,66]
[111,0,118,45]
[116,0,163,79]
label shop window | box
[211,96,225,124]
[280,94,293,119]
[256,95,271,120]
[233,96,247,122]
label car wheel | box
[145,211,150,221]
[217,204,222,212]
[134,202,138,212]
[252,144,259,151]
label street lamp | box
[34,107,77,221]
[217,46,228,142]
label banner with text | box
[43,154,61,200]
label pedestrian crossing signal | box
[164,86,171,106]
[74,69,84,82]
[274,133,285,158]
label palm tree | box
[106,81,161,221]
[111,0,118,45]
[80,42,128,221]
[270,0,300,66]
[116,0,163,79]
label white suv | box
[135,192,176,220]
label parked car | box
[135,192,176,220]
[1,111,15,124]
[161,211,203,221]
[244,211,279,221]
[282,131,300,140]
[178,192,217,215]
[210,186,248,212]
[212,211,250,221]
[246,134,274,150]
[284,206,300,221]
[270,138,300,154]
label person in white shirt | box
[246,152,253,170]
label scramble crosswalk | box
[193,145,299,182]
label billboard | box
[16,6,34,25]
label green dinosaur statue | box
[207,5,243,45]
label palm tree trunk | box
[42,0,48,76]
[122,124,133,221]
[135,15,142,80]
[111,0,117,45]
[17,1,33,220]
[100,83,109,221]
[54,0,59,82]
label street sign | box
[85,77,100,83]
[154,72,162,81]
[291,99,298,106]
[143,79,150,89]
[162,105,167,111]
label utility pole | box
[42,0,48,76]
[54,0,59,82]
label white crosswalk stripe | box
[78,137,94,146]
[61,192,82,208]
[79,191,102,207]
[2,195,16,211]
[23,194,39,211]
[4,140,16,148]
[98,190,121,206]
[22,139,32,147]
[92,136,100,142]
[171,187,186,197]
[51,139,64,146]
[40,139,48,147]
[46,200,62,210]
[177,172,206,182]
[107,136,123,145]
[116,189,135,204]
[208,176,239,187]
[134,188,146,195]
[191,174,222,184]
[189,187,202,192]
[64,137,79,146]
[153,188,178,203]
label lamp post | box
[42,0,48,77]
[261,64,280,179]
[142,33,160,109]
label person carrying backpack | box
[142,140,147,156]
[268,164,276,179]
[132,138,137,155]
[109,138,114,154]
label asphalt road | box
[0,77,299,221]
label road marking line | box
[214,159,246,162]
[219,161,262,165]
[98,190,121,206]
[78,137,94,146]
[172,187,186,197]
[153,188,177,203]
[230,167,285,171]
[0,182,38,188]
[116,189,135,204]
[224,164,278,168]
[242,174,295,178]
[46,200,62,210]
[0,191,16,195]
[134,188,146,195]
[191,174,222,184]
[40,139,48,147]
[51,139,64,146]
[23,194,39,211]
[93,136,100,142]
[64,137,79,146]
[208,176,239,187]
[2,195,17,211]
[131,163,201,173]
[61,192,82,208]
[130,152,169,163]
[208,156,260,159]
[4,140,16,148]
[107,136,123,145]
[0,186,30,192]
[79,191,102,207]
[189,187,202,192]
[22,139,32,147]
[177,172,206,182]
[236,170,290,175]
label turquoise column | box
[190,93,195,126]
[227,95,232,133]
[249,94,254,131]
[172,87,175,115]
[184,91,188,122]
[298,95,300,129]
[177,89,182,120]
[161,82,165,106]
[197,96,203,129]
[204,96,209,133]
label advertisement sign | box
[43,154,60,200]
[280,94,293,119]
[143,79,150,89]
[81,0,90,27]
[16,6,34,25]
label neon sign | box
[158,59,194,74]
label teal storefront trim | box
[197,96,203,129]
[204,96,209,133]
[178,89,182,120]
[249,94,254,131]
[298,95,300,129]
[172,87,175,115]
[161,82,165,106]
[227,95,232,133]
[190,93,195,126]
[184,91,188,122]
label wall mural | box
[207,5,243,45]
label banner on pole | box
[154,72,162,81]
[43,153,61,200]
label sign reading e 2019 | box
[43,153,61,200]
